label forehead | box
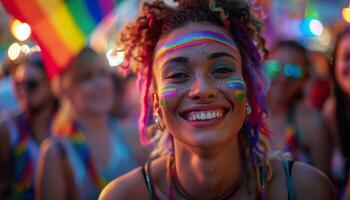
[269,47,306,67]
[154,23,240,66]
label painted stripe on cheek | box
[226,78,246,101]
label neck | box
[29,103,55,143]
[76,113,109,136]
[173,137,243,200]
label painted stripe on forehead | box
[155,31,237,60]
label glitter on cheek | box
[215,80,227,90]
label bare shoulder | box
[268,159,335,200]
[99,166,149,200]
[39,138,61,160]
[36,138,65,180]
[292,161,335,200]
[99,156,168,200]
[36,137,74,200]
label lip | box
[179,104,230,128]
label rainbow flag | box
[1,0,122,79]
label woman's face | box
[335,33,350,95]
[267,47,308,104]
[70,59,114,116]
[14,64,52,113]
[152,23,246,148]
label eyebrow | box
[163,57,189,66]
[207,52,237,61]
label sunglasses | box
[15,79,42,91]
[263,60,304,80]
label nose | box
[188,74,219,102]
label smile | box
[179,105,230,124]
[185,109,225,121]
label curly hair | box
[117,0,271,198]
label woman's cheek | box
[215,77,247,101]
[158,84,189,108]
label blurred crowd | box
[0,8,350,200]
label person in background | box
[265,40,332,175]
[100,0,335,199]
[0,58,19,114]
[323,26,350,199]
[35,47,145,200]
[110,73,127,119]
[110,72,149,164]
[0,52,57,199]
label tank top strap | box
[142,161,156,200]
[283,159,296,200]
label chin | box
[174,128,238,150]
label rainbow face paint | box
[159,85,189,107]
[160,85,178,98]
[160,99,167,107]
[155,31,237,60]
[226,77,246,101]
[159,85,178,108]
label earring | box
[246,102,252,115]
[154,113,163,131]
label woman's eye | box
[166,72,189,80]
[213,67,234,74]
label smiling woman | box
[99,0,335,200]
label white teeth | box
[206,112,211,119]
[200,112,206,120]
[186,110,224,121]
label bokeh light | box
[106,48,124,67]
[309,19,323,36]
[10,19,31,41]
[343,7,350,23]
[317,28,331,46]
[300,18,323,37]
[8,42,21,60]
[21,44,30,55]
[30,45,41,53]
